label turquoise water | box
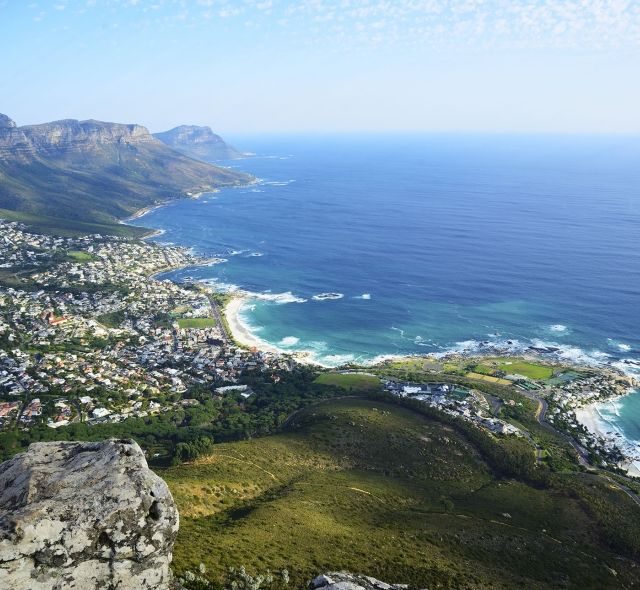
[132,133,640,429]
[595,391,640,449]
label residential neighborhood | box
[0,218,294,435]
[383,379,523,436]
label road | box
[204,293,230,344]
[519,387,591,468]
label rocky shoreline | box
[121,190,640,477]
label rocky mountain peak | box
[154,124,244,160]
[0,114,16,129]
[0,115,161,162]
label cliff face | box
[0,114,17,129]
[0,118,158,161]
[154,125,244,161]
[0,439,179,590]
[0,113,253,224]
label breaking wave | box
[312,292,344,301]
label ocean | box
[131,133,640,427]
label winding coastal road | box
[519,387,592,468]
[518,387,640,506]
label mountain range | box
[0,114,252,228]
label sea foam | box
[549,324,568,333]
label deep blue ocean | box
[133,134,640,374]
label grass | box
[468,358,555,381]
[177,317,216,329]
[67,250,96,262]
[314,372,381,392]
[97,310,126,328]
[0,139,252,228]
[161,399,640,589]
[0,207,150,238]
[378,356,555,382]
[385,357,443,373]
[490,359,554,380]
[465,371,513,385]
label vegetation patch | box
[314,372,381,392]
[492,359,554,380]
[97,310,127,328]
[465,371,512,385]
[0,207,149,238]
[164,399,640,590]
[67,250,97,262]
[177,317,216,329]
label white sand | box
[576,401,640,477]
[574,404,608,440]
[223,295,321,365]
[224,296,281,353]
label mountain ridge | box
[0,114,252,227]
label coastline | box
[575,396,640,476]
[119,178,640,475]
[224,296,282,354]
[223,295,320,366]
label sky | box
[1,0,639,134]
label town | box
[1,216,638,474]
[0,219,292,440]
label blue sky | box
[1,0,639,133]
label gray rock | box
[0,114,16,129]
[0,117,159,161]
[0,439,179,590]
[310,572,417,590]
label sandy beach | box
[223,295,320,364]
[224,296,283,354]
[574,404,607,441]
[575,400,640,476]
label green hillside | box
[0,207,149,238]
[162,398,640,589]
[0,143,250,225]
[0,115,252,227]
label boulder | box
[310,572,414,590]
[0,439,179,590]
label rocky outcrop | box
[310,572,418,590]
[0,115,159,160]
[154,125,244,161]
[0,114,16,129]
[0,439,179,590]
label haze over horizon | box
[2,0,639,135]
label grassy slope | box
[0,207,149,238]
[0,141,252,225]
[162,399,639,589]
[313,373,381,392]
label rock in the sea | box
[0,439,179,590]
[310,572,415,590]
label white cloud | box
[44,0,640,50]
